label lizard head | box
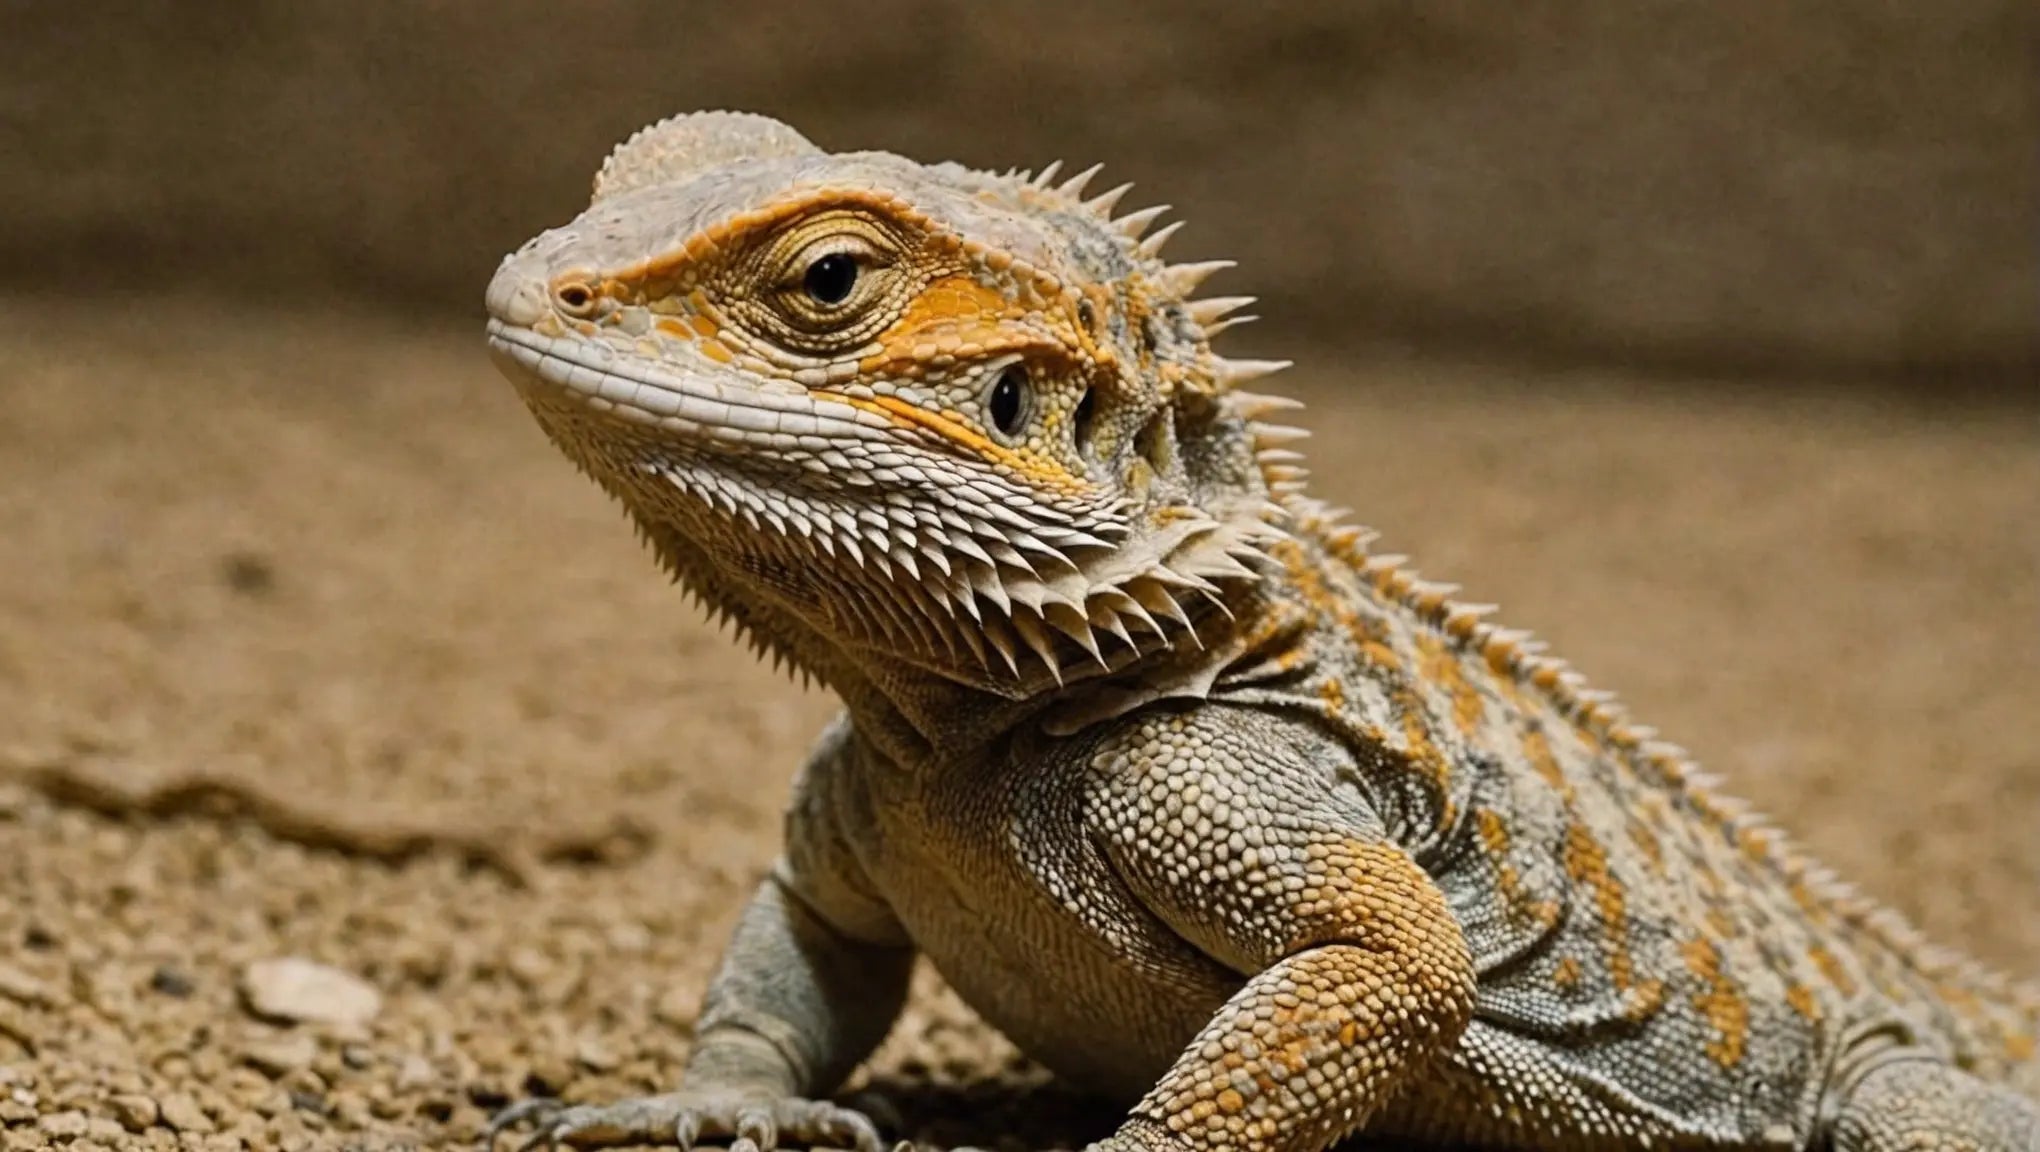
[486,111,1304,698]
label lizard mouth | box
[484,319,886,445]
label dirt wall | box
[4,1,2034,378]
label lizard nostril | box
[553,279,598,317]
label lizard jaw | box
[484,319,892,454]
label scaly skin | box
[480,111,2040,1151]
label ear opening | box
[1072,386,1100,457]
[1133,410,1174,474]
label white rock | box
[239,957,381,1028]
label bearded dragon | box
[480,111,2040,1152]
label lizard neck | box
[635,508,1270,764]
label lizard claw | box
[480,1098,561,1150]
[484,1091,886,1151]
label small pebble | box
[36,1111,87,1138]
[242,1033,317,1077]
[287,1090,327,1116]
[157,1092,213,1133]
[0,966,50,1008]
[574,1034,619,1072]
[238,958,380,1028]
[219,551,277,596]
[522,1054,572,1098]
[653,984,697,1029]
[394,1054,434,1091]
[108,1093,158,1132]
[149,967,196,999]
[504,949,550,990]
[604,921,652,954]
[72,968,135,1018]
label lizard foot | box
[484,1092,885,1151]
[883,1117,1180,1152]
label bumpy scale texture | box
[480,111,2040,1151]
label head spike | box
[1112,204,1171,240]
[1215,358,1293,389]
[1185,296,1257,325]
[1031,160,1064,188]
[1228,391,1305,420]
[1135,220,1186,258]
[1156,260,1235,296]
[1056,162,1105,199]
[1251,425,1311,450]
[1085,182,1136,217]
[1198,312,1256,338]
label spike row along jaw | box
[484,111,1303,697]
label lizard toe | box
[488,1090,886,1151]
[482,1097,563,1150]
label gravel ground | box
[0,296,2033,1151]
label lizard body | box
[481,112,2039,1151]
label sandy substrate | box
[0,296,2034,1150]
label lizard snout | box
[484,251,555,327]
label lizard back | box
[1175,501,2040,1141]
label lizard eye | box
[747,211,907,354]
[802,253,859,305]
[987,365,1030,440]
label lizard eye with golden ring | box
[988,366,1029,438]
[802,253,859,305]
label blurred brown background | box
[0,6,2035,1150]
[5,0,2036,377]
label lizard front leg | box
[1090,709,1479,1152]
[1829,1056,2039,1151]
[489,876,912,1151]
[491,719,915,1151]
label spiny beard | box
[641,454,1289,696]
